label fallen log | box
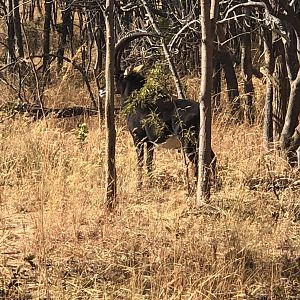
[0,102,121,120]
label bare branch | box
[140,0,185,99]
[222,1,267,21]
[169,20,200,50]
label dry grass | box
[1,89,300,299]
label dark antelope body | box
[115,32,215,186]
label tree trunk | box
[197,0,215,205]
[273,40,289,138]
[217,48,240,118]
[280,22,300,166]
[262,29,274,147]
[7,0,16,64]
[94,12,104,74]
[13,0,24,58]
[284,25,299,82]
[93,11,105,117]
[56,1,71,74]
[104,0,117,210]
[280,71,300,165]
[212,53,221,112]
[216,23,240,119]
[42,0,52,78]
[241,7,254,124]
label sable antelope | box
[115,32,216,187]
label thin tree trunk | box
[280,70,300,165]
[56,1,71,74]
[273,40,289,138]
[7,0,16,64]
[284,25,299,82]
[241,7,254,124]
[94,12,104,73]
[104,0,117,210]
[212,53,221,112]
[216,23,240,119]
[13,0,24,58]
[197,0,215,205]
[42,0,52,79]
[78,12,86,84]
[93,11,105,117]
[263,29,274,147]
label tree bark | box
[197,0,215,205]
[104,0,117,210]
[273,40,289,138]
[241,7,254,124]
[7,0,16,64]
[216,23,240,119]
[212,53,221,112]
[56,1,72,74]
[262,28,274,147]
[284,25,299,82]
[278,11,300,166]
[280,71,300,165]
[13,0,24,58]
[42,0,52,80]
[93,11,105,118]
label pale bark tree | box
[241,7,254,124]
[277,3,300,165]
[262,28,274,147]
[197,0,216,204]
[104,0,117,210]
[219,0,299,164]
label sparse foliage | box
[123,64,170,113]
[76,122,89,143]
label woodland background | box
[1,0,300,299]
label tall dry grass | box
[1,84,300,299]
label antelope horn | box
[115,31,161,75]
